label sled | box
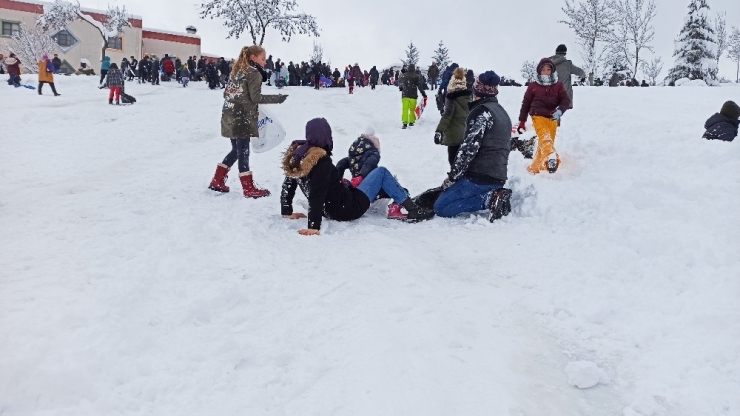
[412,186,444,211]
[252,107,287,153]
[414,98,426,120]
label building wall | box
[1,0,200,73]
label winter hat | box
[535,58,559,86]
[473,70,501,98]
[720,100,740,119]
[360,126,380,152]
[447,67,468,93]
[407,64,416,73]
[556,44,568,54]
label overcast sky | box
[79,0,739,80]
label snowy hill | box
[0,77,738,416]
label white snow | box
[675,77,709,86]
[565,361,609,389]
[1,78,739,416]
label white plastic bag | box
[252,107,287,153]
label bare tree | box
[309,41,322,63]
[610,0,657,77]
[714,11,727,66]
[200,0,319,46]
[7,24,58,73]
[641,56,664,85]
[559,0,618,75]
[728,26,740,82]
[520,60,537,83]
[37,0,131,61]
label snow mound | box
[565,361,609,389]
[675,78,708,87]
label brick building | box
[0,0,201,73]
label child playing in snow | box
[181,66,190,87]
[347,76,355,94]
[335,128,406,220]
[703,101,739,142]
[106,63,124,105]
[517,57,571,174]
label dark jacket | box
[151,58,160,72]
[436,90,472,146]
[449,97,512,184]
[350,65,363,80]
[266,57,274,71]
[52,57,62,71]
[369,67,379,81]
[398,65,427,99]
[221,64,283,138]
[281,145,371,230]
[130,58,138,71]
[703,113,738,142]
[518,80,571,122]
[336,136,381,178]
[465,70,475,91]
[428,64,440,79]
[106,68,124,87]
[609,73,620,87]
[550,54,585,108]
[332,70,341,79]
[439,63,459,92]
[4,57,21,76]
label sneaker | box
[488,188,512,222]
[387,203,407,220]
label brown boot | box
[239,172,270,198]
[208,163,230,193]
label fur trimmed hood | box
[282,143,328,178]
[358,134,381,152]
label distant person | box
[398,64,427,129]
[641,80,650,87]
[702,101,739,142]
[106,63,124,104]
[100,55,111,85]
[37,54,60,96]
[52,54,62,74]
[427,61,439,89]
[550,44,585,109]
[434,67,470,170]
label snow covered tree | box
[402,41,420,66]
[608,0,657,77]
[559,0,618,75]
[309,41,323,64]
[728,26,740,82]
[199,0,319,45]
[667,0,718,83]
[641,56,664,85]
[37,0,131,61]
[432,40,450,70]
[714,11,727,66]
[7,24,58,73]
[520,60,537,82]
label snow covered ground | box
[1,76,738,416]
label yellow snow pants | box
[402,98,418,124]
[529,115,561,174]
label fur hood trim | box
[282,144,327,178]
[359,134,381,153]
[446,89,472,100]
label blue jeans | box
[222,138,251,173]
[434,177,503,218]
[357,167,409,204]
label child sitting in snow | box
[336,128,405,220]
[703,101,739,142]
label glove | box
[423,96,428,107]
[434,132,443,145]
[551,109,563,121]
[341,178,350,186]
[517,121,526,135]
[350,176,363,188]
[442,178,454,190]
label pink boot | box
[387,203,407,220]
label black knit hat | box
[556,44,568,54]
[720,101,740,119]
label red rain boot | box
[387,203,407,220]
[208,163,230,193]
[239,172,271,199]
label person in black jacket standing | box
[434,70,514,222]
[369,66,379,90]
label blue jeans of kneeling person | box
[434,176,503,218]
[357,167,409,204]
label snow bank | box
[0,79,738,416]
[675,77,709,87]
[565,361,609,389]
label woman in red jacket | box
[517,58,571,174]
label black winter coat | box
[398,65,427,99]
[281,145,371,230]
[703,113,738,142]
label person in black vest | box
[434,70,514,222]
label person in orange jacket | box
[517,58,570,174]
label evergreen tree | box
[432,40,450,70]
[402,41,420,66]
[667,0,718,82]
